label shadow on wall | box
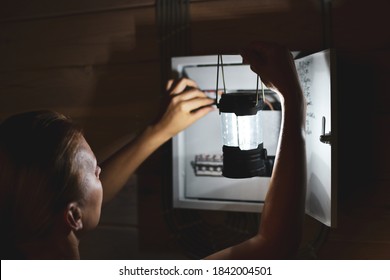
[78,24,163,259]
[79,36,161,158]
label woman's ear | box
[65,202,83,232]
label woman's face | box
[74,136,103,231]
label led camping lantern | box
[215,55,268,178]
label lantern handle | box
[215,54,227,106]
[216,54,264,107]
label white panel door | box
[171,51,337,227]
[295,50,337,227]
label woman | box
[0,41,306,259]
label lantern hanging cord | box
[255,75,265,106]
[216,54,227,105]
[261,78,265,103]
[215,55,220,105]
[220,55,227,94]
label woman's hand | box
[154,78,215,140]
[240,41,303,103]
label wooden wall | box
[1,0,389,259]
[314,0,390,259]
[0,0,163,259]
[0,0,159,154]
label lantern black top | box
[217,91,263,116]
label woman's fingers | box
[171,88,210,103]
[162,78,215,133]
[167,78,199,95]
[178,97,215,113]
[190,104,214,120]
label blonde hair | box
[0,110,83,258]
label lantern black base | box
[222,144,268,179]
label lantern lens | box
[221,112,263,150]
[221,112,238,147]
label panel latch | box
[320,116,331,145]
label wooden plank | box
[137,163,179,253]
[0,61,161,115]
[335,50,390,183]
[79,225,140,259]
[99,175,138,226]
[0,0,326,70]
[0,61,163,154]
[332,0,390,49]
[318,240,390,259]
[372,116,390,180]
[190,0,323,54]
[332,197,390,243]
[0,8,159,70]
[368,52,390,113]
[190,16,323,55]
[190,0,319,22]
[78,101,163,158]
[0,0,155,21]
[317,179,390,259]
